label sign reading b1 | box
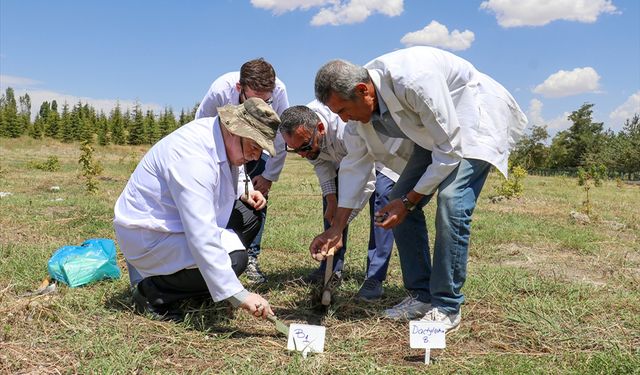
[409,321,446,349]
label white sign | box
[409,321,446,349]
[287,324,326,357]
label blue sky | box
[1,0,638,134]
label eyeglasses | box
[240,88,273,105]
[285,127,317,153]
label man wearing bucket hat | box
[195,58,290,284]
[114,97,280,322]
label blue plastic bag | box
[48,238,121,287]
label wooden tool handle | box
[321,247,336,306]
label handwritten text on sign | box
[409,321,446,349]
[287,324,326,354]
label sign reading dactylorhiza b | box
[409,321,446,348]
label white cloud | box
[0,74,42,87]
[527,98,572,131]
[609,91,640,126]
[0,75,162,119]
[250,0,333,15]
[480,0,618,28]
[251,0,403,26]
[400,21,474,51]
[533,67,601,98]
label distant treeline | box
[1,87,639,180]
[509,103,640,180]
[0,87,199,145]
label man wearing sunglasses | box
[195,58,290,284]
[280,101,412,301]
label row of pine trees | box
[0,87,198,145]
[1,87,638,179]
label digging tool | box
[267,314,289,336]
[321,247,337,305]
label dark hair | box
[314,59,370,103]
[279,105,319,136]
[239,58,277,92]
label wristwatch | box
[400,194,416,211]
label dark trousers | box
[138,200,261,306]
[245,153,268,258]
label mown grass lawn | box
[1,137,639,374]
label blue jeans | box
[390,145,491,314]
[366,172,395,281]
[246,153,269,259]
[318,172,395,281]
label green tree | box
[0,94,5,136]
[144,109,159,144]
[158,107,177,138]
[59,103,73,142]
[128,103,146,145]
[45,100,60,138]
[18,93,31,136]
[96,111,110,146]
[617,114,640,179]
[30,101,49,139]
[110,103,126,145]
[564,103,604,167]
[2,88,20,138]
[510,124,549,170]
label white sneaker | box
[383,296,432,320]
[420,307,461,333]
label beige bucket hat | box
[218,97,281,156]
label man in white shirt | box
[280,101,411,300]
[310,47,528,332]
[114,98,280,322]
[195,58,290,284]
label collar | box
[212,117,229,165]
[367,68,404,115]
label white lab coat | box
[195,71,290,182]
[338,46,528,209]
[114,117,247,302]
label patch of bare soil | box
[494,243,639,287]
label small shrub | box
[577,164,606,216]
[496,165,527,199]
[28,156,61,172]
[78,141,103,194]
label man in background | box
[195,58,290,284]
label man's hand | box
[309,227,343,262]
[239,292,274,319]
[374,198,409,229]
[241,190,267,210]
[251,175,272,196]
[323,194,338,225]
[375,190,424,229]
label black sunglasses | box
[240,88,273,105]
[285,127,317,153]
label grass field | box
[1,137,639,374]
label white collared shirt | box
[195,71,290,182]
[338,46,528,207]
